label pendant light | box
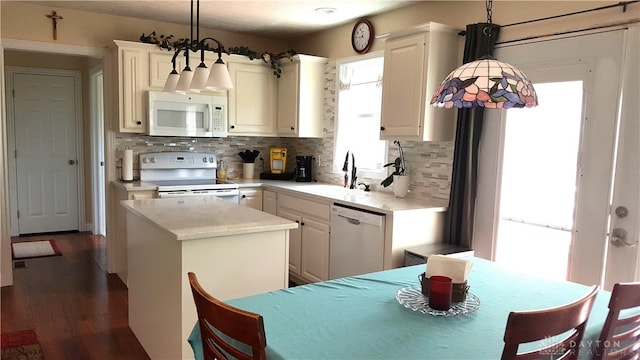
[431,0,537,109]
[163,0,233,93]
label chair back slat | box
[595,282,640,360]
[501,285,600,360]
[188,272,267,360]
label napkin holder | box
[419,273,469,303]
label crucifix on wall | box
[46,11,63,40]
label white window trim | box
[333,51,388,180]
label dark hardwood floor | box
[1,232,150,359]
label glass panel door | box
[495,81,583,280]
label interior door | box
[11,71,79,234]
[475,29,632,287]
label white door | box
[475,29,636,288]
[602,25,640,288]
[11,71,80,234]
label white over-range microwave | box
[147,91,227,137]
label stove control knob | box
[150,157,155,163]
[142,157,148,164]
[209,157,214,163]
[202,157,208,163]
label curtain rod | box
[458,0,638,36]
[496,18,640,45]
[501,0,638,28]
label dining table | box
[188,256,613,359]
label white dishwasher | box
[330,203,386,279]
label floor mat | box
[11,240,61,260]
[1,329,44,360]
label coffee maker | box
[295,156,313,182]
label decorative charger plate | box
[396,286,480,317]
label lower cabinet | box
[112,184,155,286]
[277,193,330,284]
[239,188,262,210]
[262,190,277,215]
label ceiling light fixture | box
[431,0,537,109]
[315,7,337,15]
[163,0,233,93]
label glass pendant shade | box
[431,57,538,109]
[163,69,180,92]
[206,59,234,91]
[175,66,194,93]
[190,62,209,92]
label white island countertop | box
[121,196,298,241]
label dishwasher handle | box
[338,214,362,226]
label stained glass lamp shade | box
[431,57,538,109]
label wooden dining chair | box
[501,285,600,360]
[594,282,640,360]
[188,272,267,360]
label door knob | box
[610,228,637,247]
[68,160,76,165]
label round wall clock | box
[351,19,374,54]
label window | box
[333,55,387,178]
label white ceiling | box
[27,0,417,38]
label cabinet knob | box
[136,121,142,125]
[295,220,300,224]
[230,125,235,129]
[241,194,247,198]
[301,222,305,226]
[290,126,295,131]
[380,126,385,131]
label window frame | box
[333,51,388,180]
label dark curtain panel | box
[445,23,500,248]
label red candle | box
[428,275,453,310]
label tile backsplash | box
[115,62,453,203]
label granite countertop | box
[112,180,157,191]
[234,179,448,214]
[121,196,298,241]
[113,179,447,215]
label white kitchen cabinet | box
[262,190,277,215]
[111,183,156,285]
[113,40,149,133]
[379,22,461,141]
[148,51,183,89]
[277,208,302,276]
[239,188,262,210]
[277,193,331,283]
[299,217,330,283]
[276,55,327,138]
[227,57,277,135]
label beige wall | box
[291,1,639,60]
[1,2,291,53]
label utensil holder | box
[243,163,255,179]
[419,273,469,303]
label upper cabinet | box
[276,55,327,138]
[379,22,461,142]
[113,40,149,133]
[227,56,277,136]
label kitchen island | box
[121,196,297,360]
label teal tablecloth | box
[188,257,611,359]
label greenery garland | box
[140,31,297,78]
